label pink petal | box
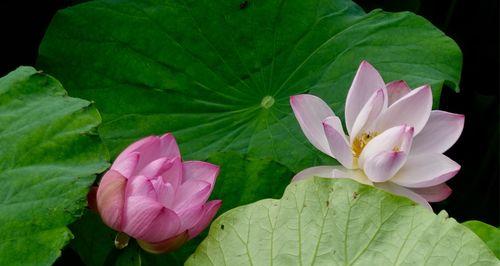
[138,157,169,177]
[411,110,465,155]
[131,137,162,172]
[177,204,204,232]
[119,133,181,174]
[172,180,211,212]
[138,231,189,254]
[410,184,452,202]
[182,161,219,187]
[386,80,411,106]
[188,200,222,239]
[161,157,183,189]
[323,117,354,169]
[123,196,181,242]
[292,166,336,182]
[358,125,414,169]
[374,182,432,210]
[363,150,407,182]
[391,153,460,188]
[151,179,176,208]
[111,152,139,179]
[139,157,182,187]
[159,133,181,160]
[133,134,180,173]
[345,61,386,135]
[290,94,336,156]
[138,207,182,243]
[374,85,432,135]
[126,175,156,199]
[96,170,127,231]
[114,136,157,168]
[350,88,386,143]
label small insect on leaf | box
[239,0,248,9]
[352,191,359,199]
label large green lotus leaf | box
[187,178,498,265]
[69,152,293,265]
[37,0,461,173]
[463,221,500,259]
[69,211,115,266]
[0,67,109,265]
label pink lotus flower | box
[96,133,221,253]
[290,61,464,209]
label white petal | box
[375,85,432,135]
[350,88,386,143]
[292,166,337,182]
[411,110,465,155]
[292,166,372,185]
[363,151,407,182]
[358,125,414,169]
[323,117,354,169]
[290,94,336,156]
[331,168,372,185]
[410,184,452,202]
[391,154,460,188]
[386,80,411,106]
[374,182,432,210]
[345,61,386,135]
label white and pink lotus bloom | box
[96,133,221,253]
[291,61,464,210]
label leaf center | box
[260,95,275,109]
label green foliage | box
[38,0,462,174]
[0,67,109,265]
[69,211,116,266]
[188,178,498,265]
[36,0,465,264]
[463,221,500,259]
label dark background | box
[0,0,498,228]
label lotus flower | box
[96,133,221,253]
[290,61,464,209]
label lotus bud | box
[95,133,222,253]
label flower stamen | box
[352,132,378,158]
